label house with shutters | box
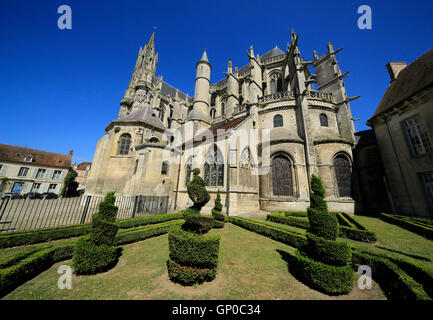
[0,144,73,196]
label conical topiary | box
[211,189,225,226]
[167,169,220,286]
[293,175,354,294]
[72,192,120,275]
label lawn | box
[2,223,385,300]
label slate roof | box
[119,105,166,130]
[368,48,433,122]
[261,46,285,61]
[0,144,72,168]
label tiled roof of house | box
[0,144,72,168]
[76,161,92,170]
[368,48,433,122]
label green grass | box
[2,223,385,300]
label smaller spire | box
[313,50,319,60]
[199,49,209,63]
[249,45,254,57]
[227,59,233,73]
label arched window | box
[210,108,216,119]
[273,114,283,128]
[149,137,159,143]
[333,155,351,198]
[272,155,293,196]
[277,77,283,92]
[118,133,131,155]
[320,114,329,127]
[161,161,169,175]
[221,103,225,117]
[204,144,224,186]
[270,79,277,94]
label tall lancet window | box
[204,144,224,187]
[185,157,193,186]
[273,114,283,128]
[118,133,132,155]
[159,107,165,121]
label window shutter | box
[45,169,54,180]
[59,170,67,181]
[32,168,38,179]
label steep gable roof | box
[368,48,433,122]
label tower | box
[186,49,212,127]
[118,31,159,118]
[225,58,239,117]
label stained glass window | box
[272,155,293,196]
[334,156,351,198]
[119,133,131,155]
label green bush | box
[0,244,74,297]
[303,232,351,266]
[72,235,119,275]
[307,208,339,241]
[186,168,210,211]
[214,189,223,212]
[310,175,328,212]
[339,226,377,243]
[351,249,430,300]
[228,217,307,248]
[212,220,224,228]
[380,213,433,240]
[284,211,308,217]
[168,225,220,269]
[117,212,183,229]
[0,224,91,248]
[182,209,214,234]
[212,209,225,222]
[267,213,310,229]
[167,258,216,286]
[116,220,182,245]
[72,192,120,275]
[292,250,354,295]
[89,214,119,246]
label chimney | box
[386,62,407,81]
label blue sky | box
[0,0,432,163]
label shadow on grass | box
[374,246,430,262]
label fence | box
[0,195,169,233]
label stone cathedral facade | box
[85,30,358,215]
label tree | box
[60,168,78,197]
[167,168,220,286]
[293,174,354,294]
[72,192,120,275]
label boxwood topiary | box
[72,192,120,275]
[292,174,354,294]
[167,169,220,286]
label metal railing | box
[258,91,294,103]
[0,195,169,233]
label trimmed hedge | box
[182,209,214,234]
[167,258,217,286]
[339,225,377,243]
[303,232,352,266]
[266,212,377,243]
[72,235,119,275]
[267,213,310,229]
[380,213,433,240]
[0,224,91,249]
[292,250,354,295]
[212,209,225,222]
[0,213,184,249]
[228,217,307,248]
[307,208,338,241]
[351,249,430,300]
[168,225,220,269]
[116,220,182,245]
[212,220,224,229]
[0,243,74,297]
